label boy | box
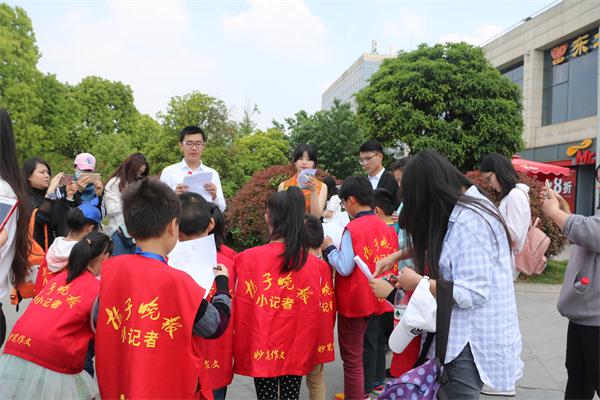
[95,178,230,399]
[179,192,234,400]
[322,176,399,400]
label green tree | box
[356,42,524,171]
[0,4,44,159]
[285,100,365,179]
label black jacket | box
[376,170,400,209]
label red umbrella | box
[511,156,570,177]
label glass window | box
[502,62,524,94]
[568,51,598,120]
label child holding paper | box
[179,192,235,400]
[321,176,398,400]
[278,143,327,218]
[95,178,231,400]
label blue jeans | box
[437,344,483,400]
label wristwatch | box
[45,193,57,201]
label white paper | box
[297,169,316,189]
[323,222,344,249]
[168,234,217,298]
[354,255,374,280]
[183,172,213,201]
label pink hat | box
[74,153,96,171]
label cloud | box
[440,24,505,46]
[222,0,329,63]
[36,1,218,117]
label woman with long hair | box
[0,109,31,348]
[278,144,327,218]
[374,150,522,399]
[103,153,149,255]
[22,157,78,250]
[234,187,325,400]
[0,231,111,399]
[480,153,531,282]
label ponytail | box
[267,186,308,273]
[66,231,112,283]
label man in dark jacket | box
[358,140,399,208]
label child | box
[234,186,325,400]
[0,232,111,399]
[35,204,101,294]
[304,215,335,400]
[208,201,237,260]
[321,176,399,400]
[95,178,231,399]
[179,193,235,400]
[373,188,398,234]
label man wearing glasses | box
[358,140,399,208]
[160,126,226,212]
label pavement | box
[1,283,597,399]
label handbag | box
[379,281,454,400]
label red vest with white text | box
[335,214,398,318]
[4,270,99,374]
[96,255,205,400]
[233,243,323,377]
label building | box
[483,0,599,216]
[321,52,394,111]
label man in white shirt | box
[358,140,399,207]
[160,126,227,212]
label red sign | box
[575,149,596,165]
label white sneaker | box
[481,384,516,397]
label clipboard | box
[0,195,18,232]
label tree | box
[285,100,365,179]
[356,42,524,171]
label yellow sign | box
[566,139,593,157]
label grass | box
[517,259,567,284]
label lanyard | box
[135,248,168,264]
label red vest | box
[335,214,399,318]
[233,243,323,377]
[193,252,236,390]
[314,256,336,364]
[96,255,205,400]
[35,257,58,296]
[4,271,99,374]
[219,245,237,261]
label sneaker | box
[481,384,516,396]
[371,384,384,396]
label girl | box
[0,232,111,399]
[104,153,149,255]
[373,150,522,399]
[0,109,31,348]
[322,176,341,224]
[278,144,327,218]
[480,153,531,280]
[35,204,101,294]
[234,187,325,400]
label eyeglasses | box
[482,172,493,183]
[358,154,378,165]
[182,141,205,148]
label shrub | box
[465,170,567,259]
[226,164,332,249]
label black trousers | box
[0,303,5,348]
[363,313,392,392]
[565,321,600,399]
[254,375,302,400]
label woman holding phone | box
[72,153,104,215]
[23,157,78,250]
[0,109,31,347]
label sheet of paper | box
[168,234,217,298]
[323,222,344,249]
[297,169,316,189]
[354,255,374,280]
[183,172,213,201]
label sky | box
[9,0,555,129]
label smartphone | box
[59,174,73,186]
[81,173,101,183]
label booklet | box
[168,234,217,298]
[0,195,18,232]
[183,172,213,201]
[297,169,317,189]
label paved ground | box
[1,283,597,399]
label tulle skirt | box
[0,354,99,399]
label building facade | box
[321,53,394,111]
[483,0,600,216]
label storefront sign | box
[551,30,599,65]
[566,138,596,166]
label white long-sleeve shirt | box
[103,177,124,235]
[0,179,17,298]
[498,183,531,252]
[160,159,226,212]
